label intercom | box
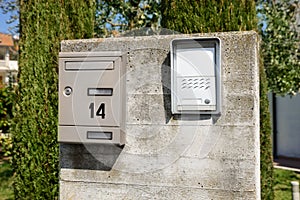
[170,38,221,115]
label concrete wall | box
[59,31,260,199]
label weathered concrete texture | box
[60,31,260,199]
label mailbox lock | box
[64,86,72,96]
[205,99,210,104]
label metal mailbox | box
[171,38,221,115]
[58,51,126,144]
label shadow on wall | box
[161,52,220,123]
[161,52,173,124]
[60,143,124,171]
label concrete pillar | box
[59,31,260,199]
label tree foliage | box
[259,55,275,200]
[95,0,160,37]
[12,0,95,199]
[0,79,15,133]
[161,1,274,199]
[62,0,95,39]
[161,0,257,33]
[258,0,300,95]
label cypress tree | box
[161,1,274,199]
[161,0,257,33]
[12,0,95,198]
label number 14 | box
[89,103,105,119]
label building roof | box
[0,33,14,47]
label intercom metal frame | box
[170,37,221,115]
[58,51,126,145]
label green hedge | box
[260,56,274,200]
[161,0,257,33]
[0,82,15,133]
[12,0,95,199]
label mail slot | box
[58,51,126,144]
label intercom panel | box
[171,38,221,114]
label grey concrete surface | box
[59,31,260,200]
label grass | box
[0,157,13,200]
[274,168,300,200]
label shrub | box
[0,134,13,157]
[12,0,95,199]
[0,82,15,133]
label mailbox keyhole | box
[64,86,72,96]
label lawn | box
[0,158,13,200]
[274,168,300,200]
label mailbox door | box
[59,55,123,127]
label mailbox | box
[58,51,126,144]
[171,38,221,114]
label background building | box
[0,33,18,86]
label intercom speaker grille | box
[181,77,211,90]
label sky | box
[0,11,18,35]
